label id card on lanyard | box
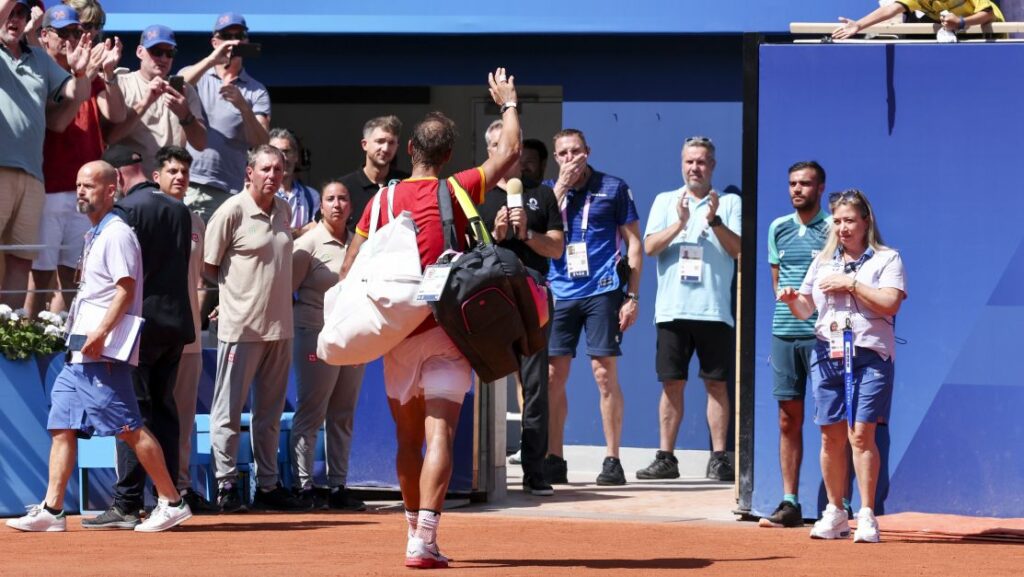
[563,193,593,278]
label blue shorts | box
[810,339,894,426]
[47,363,143,438]
[549,291,623,358]
[770,335,816,401]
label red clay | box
[2,511,1021,577]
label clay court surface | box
[3,475,1021,577]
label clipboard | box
[67,299,144,363]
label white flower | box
[38,311,53,322]
[44,325,63,337]
[13,308,27,318]
[9,313,19,322]
[0,304,11,316]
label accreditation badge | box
[566,242,591,278]
[679,243,703,283]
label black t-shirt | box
[339,166,411,233]
[477,182,562,276]
[113,182,195,346]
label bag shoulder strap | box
[437,179,459,251]
[450,179,492,245]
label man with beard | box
[758,161,830,529]
[81,144,196,529]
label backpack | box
[317,181,430,365]
[427,180,547,382]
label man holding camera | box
[180,12,271,223]
[107,25,206,175]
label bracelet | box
[959,16,967,31]
[101,75,116,85]
[500,102,518,114]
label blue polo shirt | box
[187,68,271,192]
[644,186,742,326]
[768,209,829,337]
[545,168,638,300]
[0,43,70,182]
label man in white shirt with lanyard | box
[6,160,191,533]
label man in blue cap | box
[27,4,125,320]
[180,12,271,223]
[0,0,91,308]
[107,23,207,175]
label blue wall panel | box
[100,1,870,34]
[753,44,1024,518]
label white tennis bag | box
[317,182,429,365]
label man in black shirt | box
[339,115,410,232]
[82,144,196,528]
[477,122,564,496]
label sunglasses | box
[49,27,84,41]
[217,31,248,41]
[147,47,178,59]
[828,189,862,205]
[685,135,714,145]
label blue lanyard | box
[844,328,855,426]
[82,212,117,265]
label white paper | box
[68,299,144,363]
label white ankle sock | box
[414,509,440,544]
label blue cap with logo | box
[42,5,80,29]
[213,12,247,32]
[140,24,176,49]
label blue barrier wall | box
[753,43,1024,519]
[100,1,869,34]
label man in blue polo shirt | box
[759,161,830,528]
[180,12,271,223]
[544,128,643,486]
[638,136,741,483]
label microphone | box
[506,178,524,241]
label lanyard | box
[843,327,856,426]
[561,192,593,242]
[826,246,875,310]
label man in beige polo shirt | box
[203,144,305,512]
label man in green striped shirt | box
[760,161,829,528]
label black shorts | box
[655,319,733,382]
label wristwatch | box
[626,292,639,303]
[708,215,723,228]
[500,101,518,114]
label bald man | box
[6,161,192,534]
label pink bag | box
[525,276,549,328]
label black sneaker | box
[293,487,328,510]
[181,488,220,515]
[758,500,803,528]
[328,486,366,512]
[543,454,569,485]
[81,504,141,530]
[217,482,246,514]
[596,456,626,486]
[706,452,735,482]
[523,474,555,496]
[252,484,312,512]
[636,450,680,480]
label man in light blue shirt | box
[638,136,741,482]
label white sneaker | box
[508,450,522,465]
[134,499,192,533]
[809,504,850,539]
[405,536,450,569]
[5,503,66,532]
[854,507,881,543]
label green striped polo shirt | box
[767,209,830,337]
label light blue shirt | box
[644,186,742,326]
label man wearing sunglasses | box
[178,12,271,223]
[27,5,125,320]
[639,136,741,484]
[107,24,207,175]
[0,0,92,308]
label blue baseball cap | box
[42,6,80,29]
[140,24,176,49]
[213,12,247,32]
